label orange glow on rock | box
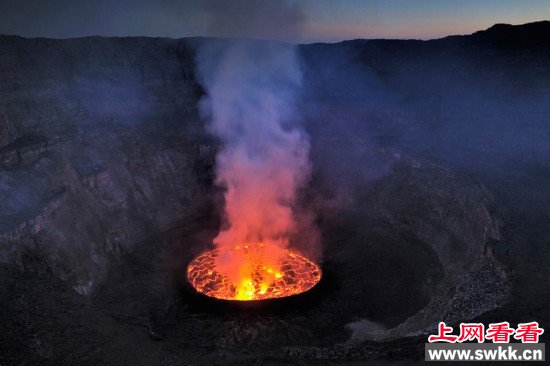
[187,243,321,301]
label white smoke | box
[196,39,316,262]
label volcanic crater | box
[2,22,549,364]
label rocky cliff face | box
[357,160,509,340]
[0,35,208,292]
[307,157,509,344]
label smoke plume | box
[196,39,315,277]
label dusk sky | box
[0,0,548,43]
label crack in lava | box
[187,243,321,301]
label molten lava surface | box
[187,243,321,301]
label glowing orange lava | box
[187,243,321,301]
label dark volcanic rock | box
[1,21,549,363]
[0,36,206,292]
[0,157,509,364]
